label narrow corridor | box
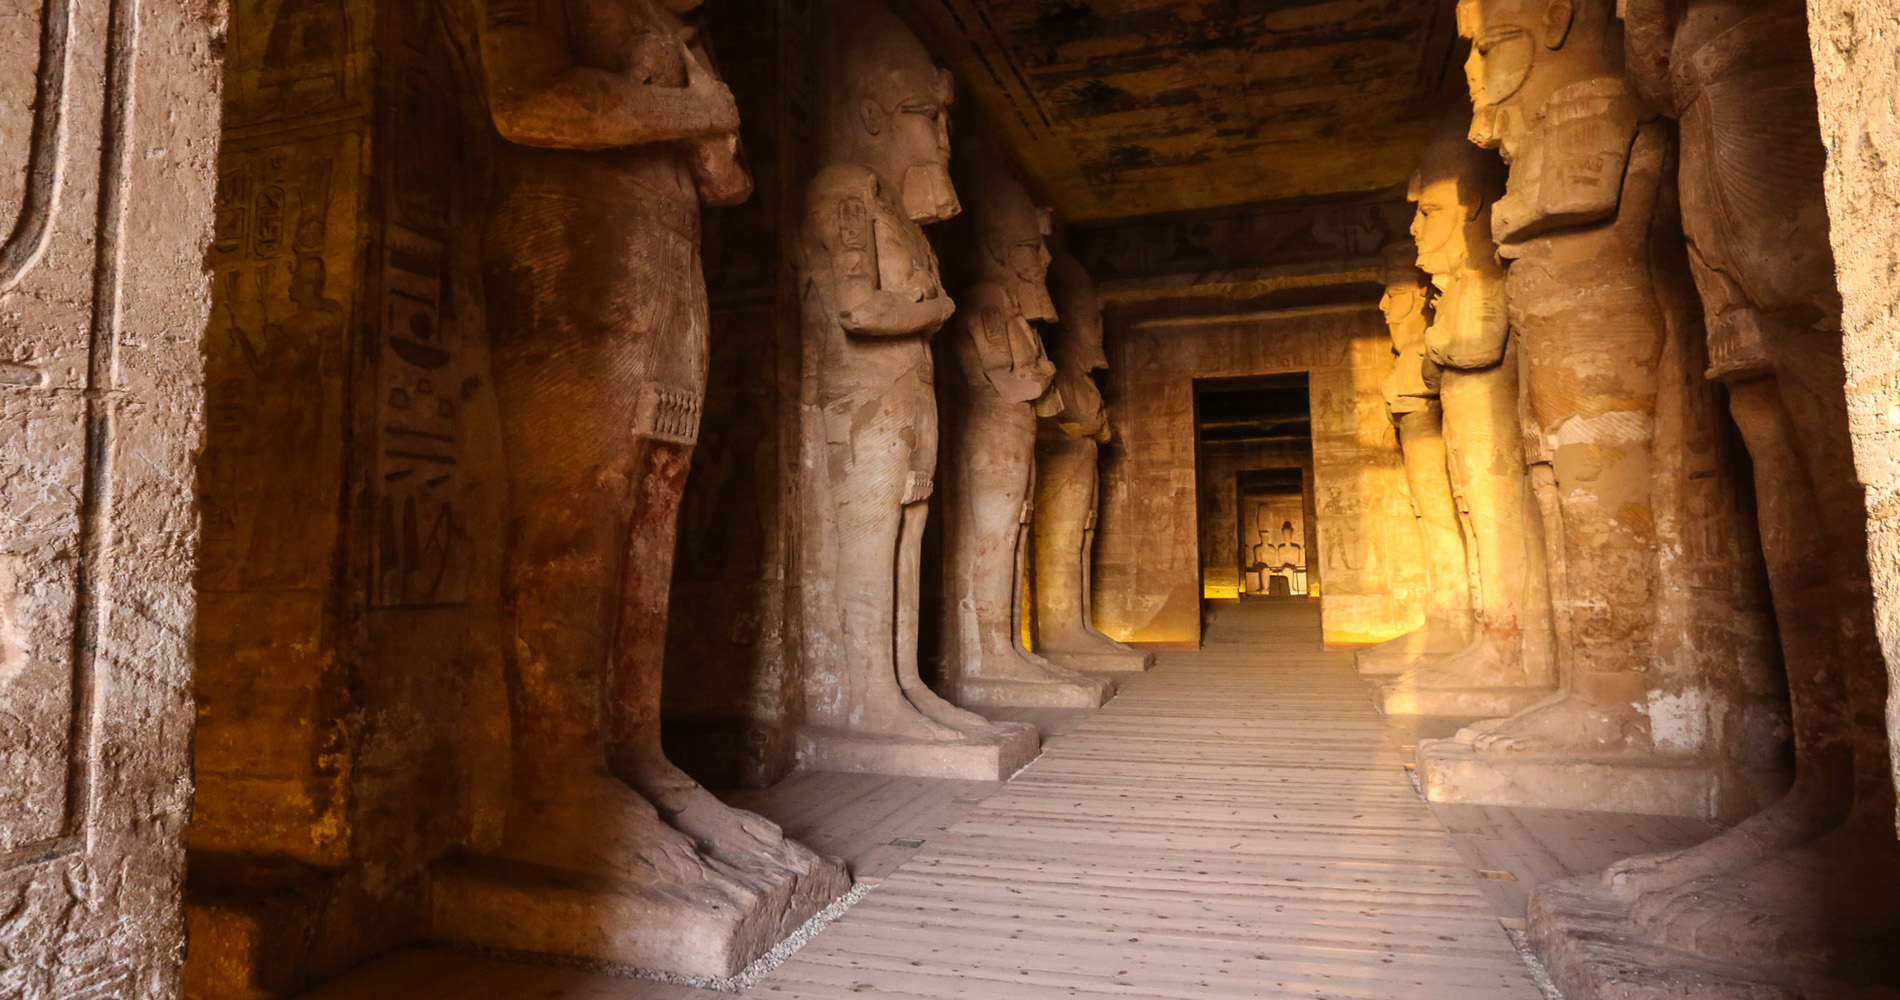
[309,601,1540,999]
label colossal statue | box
[794,0,1038,780]
[939,150,1112,710]
[431,0,848,976]
[1031,251,1153,674]
[1521,0,1900,992]
[1408,0,1673,749]
[1355,247,1473,676]
[1377,118,1555,715]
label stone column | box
[1377,116,1557,717]
[0,0,220,995]
[427,0,849,978]
[1032,251,1154,674]
[938,150,1112,710]
[1518,0,1900,994]
[1356,246,1475,676]
[1417,0,1785,822]
[791,0,1039,782]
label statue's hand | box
[681,43,740,134]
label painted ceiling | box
[906,0,1464,223]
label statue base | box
[1416,740,1773,819]
[1353,626,1470,677]
[796,722,1040,780]
[1043,648,1154,673]
[1378,682,1553,717]
[1526,864,1900,1000]
[957,674,1112,709]
[428,852,849,980]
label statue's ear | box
[1540,0,1574,48]
[859,99,885,137]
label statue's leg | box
[1604,371,1856,895]
[599,438,811,863]
[1358,404,1472,673]
[1390,362,1536,691]
[485,211,706,882]
[960,395,1084,683]
[1466,299,1663,752]
[830,395,962,741]
[895,498,991,730]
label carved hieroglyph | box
[1522,0,1900,993]
[1355,247,1473,675]
[429,0,847,978]
[939,150,1112,710]
[1032,251,1153,673]
[0,0,220,991]
[793,0,1039,781]
[1378,117,1555,715]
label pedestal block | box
[429,852,849,980]
[796,722,1040,780]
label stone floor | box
[298,600,1717,999]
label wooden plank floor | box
[754,598,1539,999]
[299,599,1542,999]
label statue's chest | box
[568,0,684,84]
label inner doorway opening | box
[1192,373,1318,612]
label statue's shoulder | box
[1543,74,1647,130]
[959,280,1011,314]
[809,164,882,205]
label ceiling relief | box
[906,0,1463,222]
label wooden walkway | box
[303,600,1541,999]
[755,599,1537,999]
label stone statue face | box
[1383,275,1428,351]
[971,165,1057,321]
[1049,253,1108,371]
[1459,0,1589,158]
[1410,176,1469,276]
[873,85,958,223]
[1380,278,1426,333]
[826,4,961,224]
[1001,234,1055,321]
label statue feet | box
[1378,631,1545,716]
[1451,693,1647,754]
[615,753,811,869]
[1040,625,1154,672]
[899,673,1001,732]
[957,644,1112,709]
[856,690,972,742]
[496,769,719,885]
[1354,619,1469,677]
[1600,775,1854,899]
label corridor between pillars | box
[8,0,1900,998]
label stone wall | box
[185,0,507,992]
[1808,0,1900,818]
[0,0,221,993]
[1096,307,1427,647]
